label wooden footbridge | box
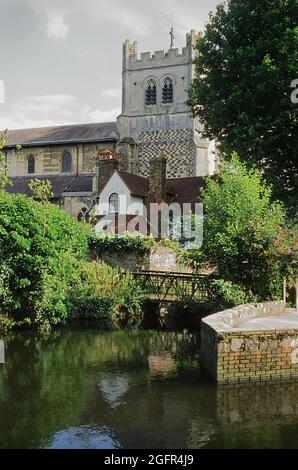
[131,270,213,304]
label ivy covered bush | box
[89,232,155,256]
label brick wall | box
[201,301,298,384]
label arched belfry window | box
[62,152,72,173]
[28,155,35,174]
[109,193,119,214]
[162,77,174,104]
[145,79,157,105]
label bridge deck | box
[131,270,213,303]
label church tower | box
[117,30,217,178]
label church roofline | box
[4,121,119,148]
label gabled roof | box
[117,171,149,197]
[165,176,205,206]
[6,173,95,198]
[114,171,205,206]
[4,122,118,148]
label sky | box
[0,0,220,130]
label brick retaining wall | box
[201,301,298,384]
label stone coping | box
[202,301,286,333]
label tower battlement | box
[123,30,201,71]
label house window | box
[145,79,157,105]
[162,77,174,104]
[62,152,72,173]
[27,155,35,174]
[109,193,119,214]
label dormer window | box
[62,152,72,173]
[109,193,119,214]
[27,155,35,174]
[162,77,173,104]
[145,79,157,105]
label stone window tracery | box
[145,79,157,105]
[162,77,174,104]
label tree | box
[201,155,296,301]
[28,178,53,204]
[188,0,298,211]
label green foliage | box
[72,297,114,327]
[73,261,146,328]
[89,232,182,261]
[200,156,295,300]
[188,0,298,211]
[0,190,146,330]
[89,232,155,256]
[0,316,32,334]
[211,279,256,309]
[0,189,89,326]
[28,179,53,203]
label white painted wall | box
[95,172,145,216]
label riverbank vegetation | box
[0,188,145,333]
[184,156,298,308]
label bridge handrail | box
[131,270,211,279]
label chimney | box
[96,149,120,193]
[148,149,167,203]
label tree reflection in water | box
[0,330,298,449]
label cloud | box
[100,88,121,99]
[0,94,119,130]
[27,0,218,40]
[89,108,121,122]
[28,0,71,40]
[47,14,70,40]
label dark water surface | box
[0,329,298,449]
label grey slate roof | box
[4,122,118,148]
[6,174,95,198]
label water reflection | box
[45,425,121,449]
[0,330,298,448]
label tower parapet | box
[122,31,201,72]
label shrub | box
[73,261,146,328]
[200,155,294,301]
[211,279,256,309]
[72,297,114,328]
[89,232,155,256]
[0,190,89,326]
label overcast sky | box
[0,0,220,130]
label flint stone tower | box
[117,30,217,178]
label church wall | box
[6,141,116,177]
